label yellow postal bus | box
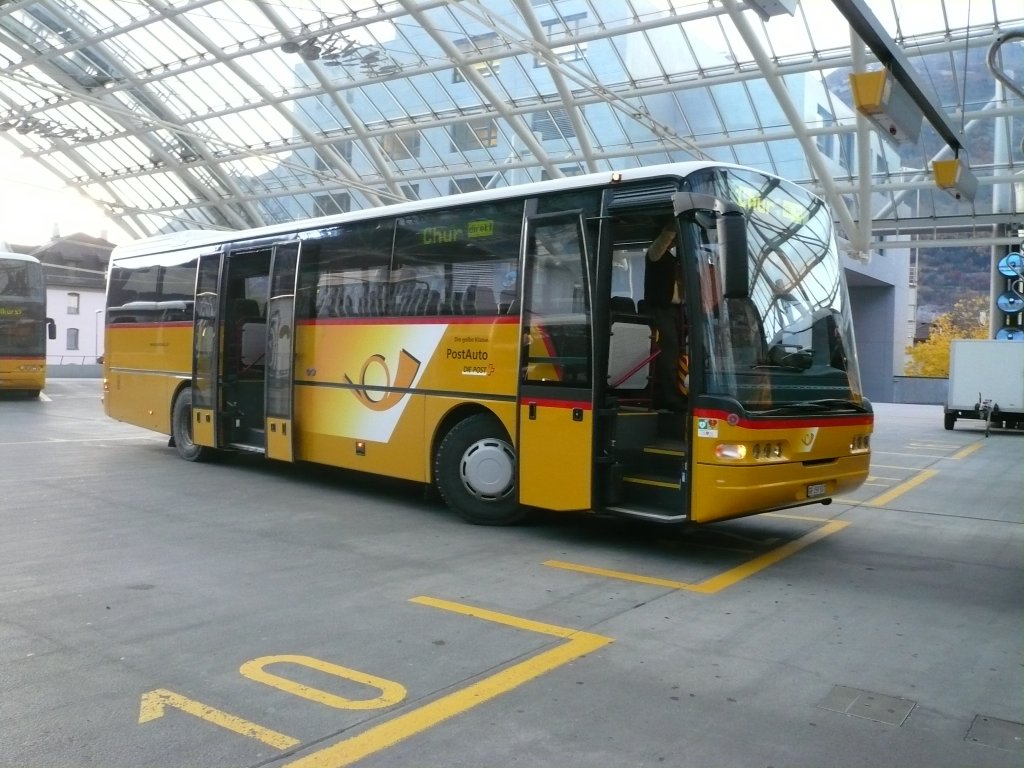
[102,162,872,525]
[0,251,56,397]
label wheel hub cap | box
[460,439,514,499]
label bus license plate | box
[807,482,828,498]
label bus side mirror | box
[719,211,749,299]
[46,317,57,340]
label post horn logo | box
[345,349,421,411]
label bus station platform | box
[1,380,1021,767]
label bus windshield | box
[0,255,47,359]
[0,257,44,302]
[689,169,864,413]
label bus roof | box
[111,160,741,260]
[0,251,42,265]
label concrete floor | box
[1,381,1021,767]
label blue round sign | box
[996,290,1024,313]
[995,326,1024,340]
[997,251,1024,277]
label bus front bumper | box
[690,454,871,524]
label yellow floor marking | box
[544,518,848,594]
[763,512,829,523]
[951,441,984,460]
[282,597,611,768]
[870,463,933,470]
[866,468,938,507]
[240,655,406,710]
[871,450,944,456]
[543,559,701,590]
[139,689,299,749]
[875,451,950,459]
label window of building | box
[540,165,585,181]
[67,291,80,315]
[839,132,855,171]
[381,129,421,161]
[449,118,499,151]
[816,105,834,157]
[314,139,353,170]
[312,193,350,217]
[531,108,576,140]
[449,176,494,195]
[535,13,587,66]
[452,33,501,83]
[67,327,79,350]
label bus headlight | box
[715,443,747,460]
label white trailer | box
[944,339,1024,432]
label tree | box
[905,295,990,376]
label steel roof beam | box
[832,0,966,156]
[721,0,861,256]
[397,0,560,179]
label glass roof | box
[0,0,1022,252]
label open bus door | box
[191,245,297,459]
[190,253,222,450]
[517,211,594,511]
[264,243,298,462]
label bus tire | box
[434,414,525,525]
[943,411,956,430]
[171,388,212,462]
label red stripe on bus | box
[301,315,519,326]
[694,407,873,429]
[107,321,192,329]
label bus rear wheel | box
[435,414,525,525]
[171,388,212,462]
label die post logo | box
[344,349,421,412]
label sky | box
[0,140,129,248]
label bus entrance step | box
[633,441,685,477]
[642,439,685,457]
[621,471,686,509]
[604,503,689,524]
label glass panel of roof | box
[1,0,1023,242]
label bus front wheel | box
[435,414,525,525]
[171,388,212,462]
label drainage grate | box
[819,684,916,726]
[966,714,1024,752]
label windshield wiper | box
[758,398,869,416]
[753,345,815,371]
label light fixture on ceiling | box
[744,0,798,20]
[933,157,978,203]
[848,69,923,146]
[281,30,402,75]
[0,115,93,142]
[281,39,323,61]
